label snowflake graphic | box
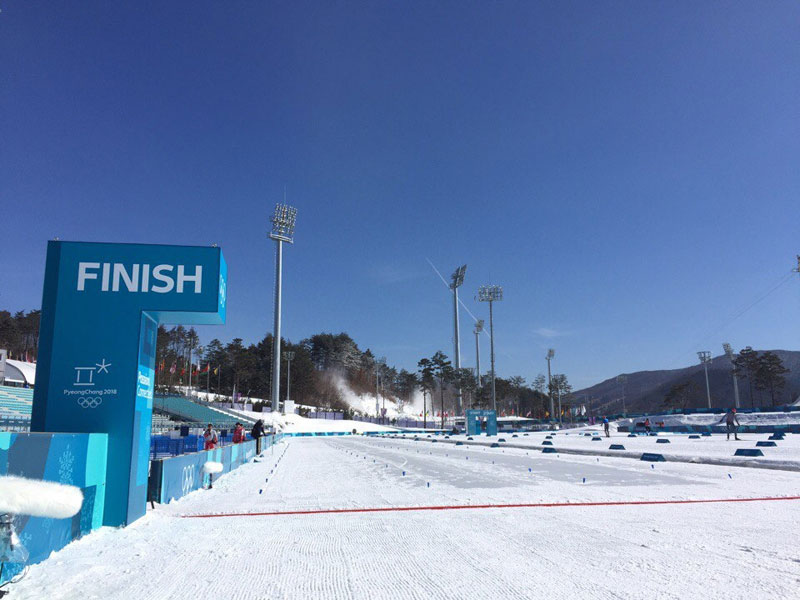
[59,447,75,485]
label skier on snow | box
[719,408,741,441]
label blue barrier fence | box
[0,432,108,584]
[149,433,253,459]
[148,434,282,504]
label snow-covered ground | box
[441,429,800,468]
[12,436,800,599]
[619,411,800,428]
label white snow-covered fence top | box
[0,476,83,519]
[202,462,223,475]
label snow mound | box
[0,476,83,519]
[231,409,396,434]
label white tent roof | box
[3,359,36,386]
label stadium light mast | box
[616,374,628,415]
[450,265,466,415]
[283,351,295,405]
[697,351,713,408]
[474,320,484,388]
[269,203,297,414]
[722,343,740,409]
[375,356,386,421]
[546,349,555,420]
[478,285,503,413]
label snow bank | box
[230,409,396,434]
[0,476,83,519]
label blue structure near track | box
[148,436,280,504]
[31,241,227,526]
[0,432,108,583]
[466,410,497,436]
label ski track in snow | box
[12,436,800,600]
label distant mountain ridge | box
[574,350,800,414]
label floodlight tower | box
[478,285,503,412]
[546,349,555,419]
[375,356,386,421]
[283,351,295,404]
[616,374,627,415]
[269,203,297,414]
[722,343,740,409]
[474,320,484,388]
[450,265,467,414]
[698,351,713,408]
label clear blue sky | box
[2,2,799,389]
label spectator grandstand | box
[0,385,33,418]
[153,395,257,428]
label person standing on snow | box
[251,419,266,454]
[232,422,245,444]
[644,418,651,434]
[603,417,610,438]
[203,423,219,450]
[719,408,741,441]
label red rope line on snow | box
[181,495,800,519]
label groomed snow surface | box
[13,435,800,600]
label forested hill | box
[574,350,800,414]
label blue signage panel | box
[32,241,227,526]
[465,410,497,436]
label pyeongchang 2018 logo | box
[64,358,117,409]
[76,262,203,294]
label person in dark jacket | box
[251,419,265,453]
[719,409,741,441]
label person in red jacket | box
[232,422,245,444]
[203,423,219,450]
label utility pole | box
[478,286,503,413]
[557,383,562,427]
[546,349,555,420]
[616,374,627,415]
[698,351,712,408]
[268,203,297,414]
[450,265,466,415]
[283,351,295,405]
[722,343,740,409]
[375,357,386,422]
[474,320,484,388]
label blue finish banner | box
[31,241,227,526]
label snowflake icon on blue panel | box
[59,447,75,485]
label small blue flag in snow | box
[728,473,732,479]
[427,482,430,488]
[402,471,406,476]
[651,464,654,469]
[583,477,586,483]
[259,489,263,494]
[529,468,532,472]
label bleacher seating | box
[0,386,33,418]
[153,395,255,428]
